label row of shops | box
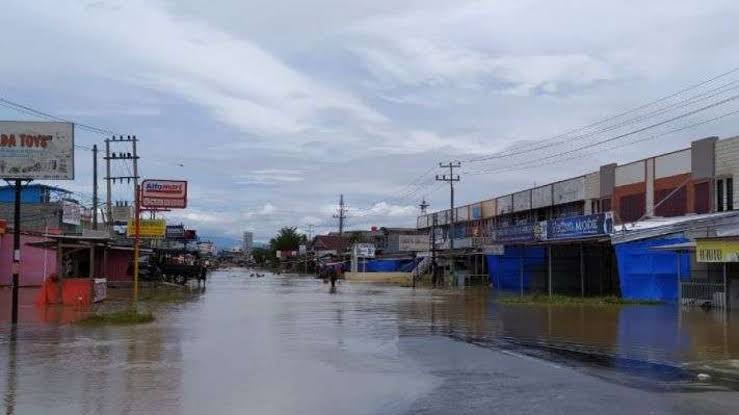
[416,134,739,308]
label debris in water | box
[696,373,711,382]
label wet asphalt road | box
[1,269,739,414]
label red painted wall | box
[0,234,57,287]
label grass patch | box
[496,294,662,306]
[78,309,155,326]
[138,289,188,303]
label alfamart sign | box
[141,179,188,209]
[0,121,74,179]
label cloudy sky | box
[2,0,739,245]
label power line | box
[464,67,739,163]
[463,93,739,176]
[0,97,116,135]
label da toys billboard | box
[140,179,188,209]
[0,121,74,180]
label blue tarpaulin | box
[361,259,417,272]
[486,246,546,291]
[614,235,691,303]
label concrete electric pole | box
[333,194,347,235]
[436,162,461,286]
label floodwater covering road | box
[2,269,739,414]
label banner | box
[696,239,739,263]
[545,212,613,241]
[127,218,166,238]
[398,234,430,251]
[0,121,74,180]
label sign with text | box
[141,179,188,209]
[0,121,74,179]
[398,234,430,251]
[165,225,185,239]
[491,222,541,243]
[545,212,614,241]
[696,239,739,263]
[127,218,166,238]
[353,243,376,258]
[62,200,81,225]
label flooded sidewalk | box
[1,270,738,414]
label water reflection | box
[3,327,17,415]
[1,270,738,414]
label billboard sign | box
[696,239,739,263]
[127,219,166,238]
[354,243,376,258]
[545,212,614,241]
[166,225,186,239]
[0,121,74,179]
[62,200,81,225]
[398,234,430,252]
[140,179,188,209]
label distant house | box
[312,235,349,257]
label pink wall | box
[0,234,57,287]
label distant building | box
[242,231,254,256]
[0,184,82,233]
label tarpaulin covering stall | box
[486,246,546,292]
[614,235,691,302]
[362,259,417,272]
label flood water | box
[1,269,739,414]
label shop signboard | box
[545,212,614,241]
[126,218,166,238]
[398,234,430,251]
[696,239,739,263]
[491,222,540,243]
[62,199,81,225]
[0,121,74,180]
[140,179,188,209]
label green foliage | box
[269,226,307,252]
[252,247,270,265]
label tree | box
[252,247,270,266]
[269,226,307,253]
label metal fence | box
[680,281,727,309]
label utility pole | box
[9,179,24,325]
[419,198,429,215]
[436,162,461,286]
[431,214,438,287]
[104,135,140,229]
[333,194,347,235]
[105,138,112,228]
[92,144,99,230]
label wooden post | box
[548,245,553,297]
[89,244,95,279]
[723,262,728,310]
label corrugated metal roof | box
[611,211,739,244]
